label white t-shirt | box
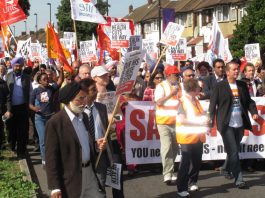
[229,83,243,128]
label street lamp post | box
[34,13,38,40]
[47,3,51,23]
[24,20,27,34]
[158,0,162,55]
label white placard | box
[160,22,184,46]
[111,22,131,48]
[127,35,142,52]
[79,40,97,63]
[245,43,260,62]
[105,163,122,190]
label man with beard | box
[6,57,31,158]
[45,82,105,198]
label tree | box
[18,0,31,16]
[230,0,265,60]
[56,0,109,41]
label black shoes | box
[236,182,248,189]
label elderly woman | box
[176,78,210,197]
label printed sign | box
[30,43,41,61]
[245,43,260,62]
[97,91,117,114]
[116,50,145,96]
[111,22,131,48]
[160,22,184,46]
[166,38,187,64]
[70,0,106,24]
[142,39,158,60]
[79,40,97,63]
[105,163,122,190]
[127,35,142,52]
[125,98,265,164]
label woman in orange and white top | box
[175,78,210,197]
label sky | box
[14,0,145,37]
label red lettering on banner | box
[251,105,265,136]
[147,110,159,140]
[130,109,145,141]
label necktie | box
[87,106,95,142]
[248,83,254,97]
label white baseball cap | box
[91,66,109,78]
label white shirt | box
[214,73,224,83]
[229,83,243,128]
[64,106,90,163]
[84,103,104,140]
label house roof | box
[194,0,247,10]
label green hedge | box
[0,151,38,198]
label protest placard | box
[105,163,122,190]
[245,43,260,62]
[63,32,76,50]
[125,99,265,164]
[166,38,187,64]
[127,35,142,52]
[142,39,158,60]
[111,22,131,48]
[0,39,4,58]
[60,38,74,52]
[160,22,184,46]
[16,38,31,58]
[116,50,145,96]
[30,43,41,61]
[97,91,117,114]
[79,40,97,63]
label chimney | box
[129,5,133,14]
[148,0,153,5]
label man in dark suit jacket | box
[0,78,11,149]
[209,61,258,189]
[45,82,105,198]
[80,78,124,198]
[5,57,31,157]
[203,58,226,99]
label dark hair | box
[79,78,96,91]
[148,71,164,89]
[40,64,47,69]
[213,58,225,68]
[231,57,241,65]
[257,65,265,73]
[243,62,255,73]
[183,78,200,93]
[196,61,210,70]
[36,72,48,83]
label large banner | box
[125,98,265,164]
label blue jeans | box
[35,114,50,162]
[221,126,244,185]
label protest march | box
[1,0,265,198]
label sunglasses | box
[155,76,163,80]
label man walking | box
[45,82,105,198]
[209,61,258,188]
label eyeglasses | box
[155,77,163,80]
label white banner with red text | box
[125,98,265,164]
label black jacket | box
[209,79,258,134]
[0,79,11,115]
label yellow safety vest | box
[155,81,180,125]
[176,95,207,144]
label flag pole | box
[73,20,79,60]
[151,45,168,76]
[95,94,121,168]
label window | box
[239,7,247,23]
[223,5,229,21]
[187,13,192,27]
[144,23,151,33]
[151,20,159,31]
[216,6,222,21]
[202,9,213,26]
[230,6,237,21]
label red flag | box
[46,22,73,73]
[97,16,134,64]
[240,57,247,72]
[0,0,26,25]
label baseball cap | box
[164,65,180,76]
[91,66,109,78]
